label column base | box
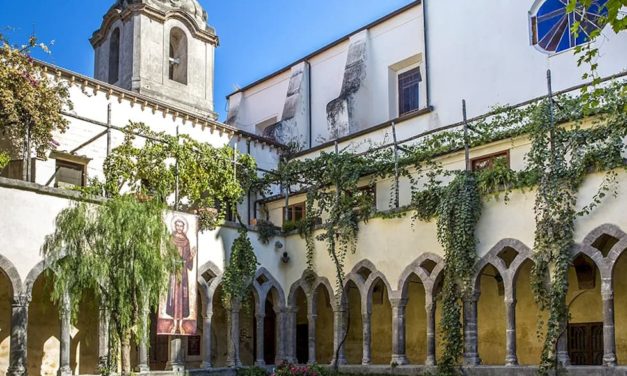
[463,354,481,366]
[6,365,26,376]
[425,356,436,366]
[390,355,408,366]
[603,353,617,367]
[165,362,185,372]
[201,361,213,369]
[330,356,348,366]
[505,356,518,367]
[556,350,571,367]
[57,366,72,376]
[255,360,266,367]
[136,364,150,374]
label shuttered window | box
[398,67,421,116]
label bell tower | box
[91,0,218,119]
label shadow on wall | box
[0,271,11,374]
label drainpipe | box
[422,0,431,107]
[306,60,313,149]
[246,140,251,224]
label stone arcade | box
[1,0,627,375]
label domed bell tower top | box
[91,0,218,119]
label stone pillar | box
[136,307,150,374]
[463,292,481,366]
[361,311,371,365]
[58,292,72,376]
[425,296,437,366]
[165,336,184,371]
[390,298,408,365]
[331,305,347,365]
[285,307,297,364]
[307,313,317,364]
[504,298,518,366]
[97,306,109,372]
[602,280,617,366]
[556,314,571,367]
[227,303,241,367]
[7,294,30,376]
[201,312,213,369]
[255,312,266,366]
[274,307,286,365]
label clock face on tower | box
[529,0,608,54]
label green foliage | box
[0,35,71,169]
[103,122,257,230]
[222,227,259,309]
[42,195,178,375]
[256,219,279,245]
[435,172,482,375]
[238,366,270,376]
[0,151,9,171]
[272,363,328,376]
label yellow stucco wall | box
[370,280,392,364]
[514,261,544,365]
[405,276,427,364]
[314,286,334,364]
[477,266,506,365]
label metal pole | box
[462,99,470,172]
[106,103,112,156]
[547,69,557,172]
[391,121,400,208]
[174,125,180,211]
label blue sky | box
[0,0,413,120]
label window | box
[169,28,188,85]
[108,28,120,84]
[471,150,510,171]
[398,67,421,116]
[529,0,608,54]
[283,202,305,224]
[55,159,86,188]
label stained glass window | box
[530,0,608,54]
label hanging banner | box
[157,213,198,336]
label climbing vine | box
[100,122,257,230]
[261,80,625,374]
[222,226,259,309]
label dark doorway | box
[568,322,603,365]
[264,298,277,364]
[296,323,308,364]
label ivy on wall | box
[261,80,626,374]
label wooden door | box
[568,322,603,365]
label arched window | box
[168,27,188,85]
[108,28,120,84]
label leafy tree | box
[42,195,179,375]
[0,34,71,180]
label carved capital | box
[12,294,31,307]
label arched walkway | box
[0,264,14,375]
[344,279,363,364]
[513,259,544,365]
[365,275,392,364]
[476,263,506,365]
[313,282,334,364]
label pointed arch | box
[397,253,444,298]
[0,254,22,297]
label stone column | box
[255,312,266,366]
[361,311,371,365]
[463,292,481,366]
[274,307,286,365]
[425,295,436,366]
[331,305,347,365]
[602,280,617,366]
[307,313,317,364]
[97,306,109,372]
[136,307,150,374]
[227,302,242,367]
[285,307,296,364]
[556,313,571,367]
[390,298,408,365]
[201,312,213,369]
[504,297,518,366]
[165,336,184,371]
[58,292,72,376]
[7,294,30,376]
